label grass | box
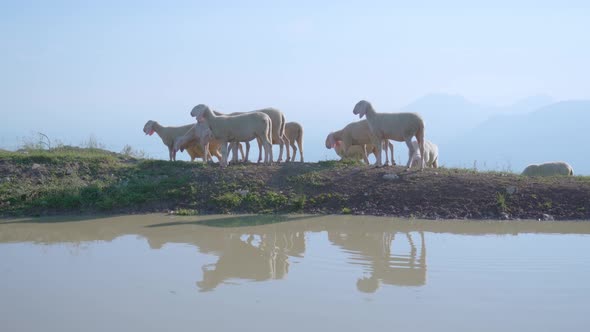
[0,147,193,215]
[496,192,509,213]
[174,208,199,216]
[2,142,589,219]
[288,171,329,187]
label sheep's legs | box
[415,128,426,170]
[297,136,304,162]
[256,138,265,163]
[231,143,240,164]
[404,138,415,169]
[261,138,273,165]
[168,147,175,161]
[362,145,370,165]
[382,140,390,166]
[290,142,297,162]
[371,137,383,167]
[282,135,291,162]
[220,142,229,167]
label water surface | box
[1,214,589,331]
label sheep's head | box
[353,100,371,119]
[325,132,336,149]
[143,120,156,136]
[191,104,211,123]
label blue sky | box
[1,0,589,160]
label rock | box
[31,163,41,170]
[382,173,399,180]
[499,212,511,220]
[66,168,74,175]
[235,189,249,196]
[540,213,554,221]
[506,186,517,195]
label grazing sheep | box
[409,140,439,168]
[173,123,222,162]
[285,121,304,162]
[521,162,574,176]
[334,142,392,164]
[325,120,395,165]
[143,120,202,161]
[353,100,425,169]
[191,104,273,167]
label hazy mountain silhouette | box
[442,100,590,174]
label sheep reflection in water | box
[196,231,306,292]
[193,219,426,293]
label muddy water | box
[1,214,590,332]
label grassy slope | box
[1,147,589,219]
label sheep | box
[521,162,574,176]
[143,120,205,161]
[334,142,393,164]
[173,123,222,162]
[409,140,439,168]
[285,121,304,162]
[213,109,288,163]
[257,108,289,163]
[212,111,252,163]
[353,100,426,169]
[191,104,273,167]
[325,119,395,165]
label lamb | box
[173,122,222,162]
[191,104,273,167]
[409,140,439,168]
[285,121,304,162]
[521,162,574,176]
[353,100,426,169]
[334,142,392,164]
[143,120,205,161]
[325,120,395,165]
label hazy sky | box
[1,0,589,159]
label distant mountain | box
[442,100,590,174]
[500,94,554,115]
[400,93,495,144]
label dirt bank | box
[1,149,589,220]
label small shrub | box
[341,207,352,214]
[496,192,508,212]
[291,195,306,211]
[175,209,199,216]
[213,193,243,213]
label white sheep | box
[173,123,222,162]
[521,162,574,176]
[285,121,304,162]
[334,142,392,164]
[143,120,207,161]
[191,104,273,167]
[213,109,288,163]
[325,120,395,165]
[353,100,426,169]
[409,140,439,168]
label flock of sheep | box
[143,100,573,176]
